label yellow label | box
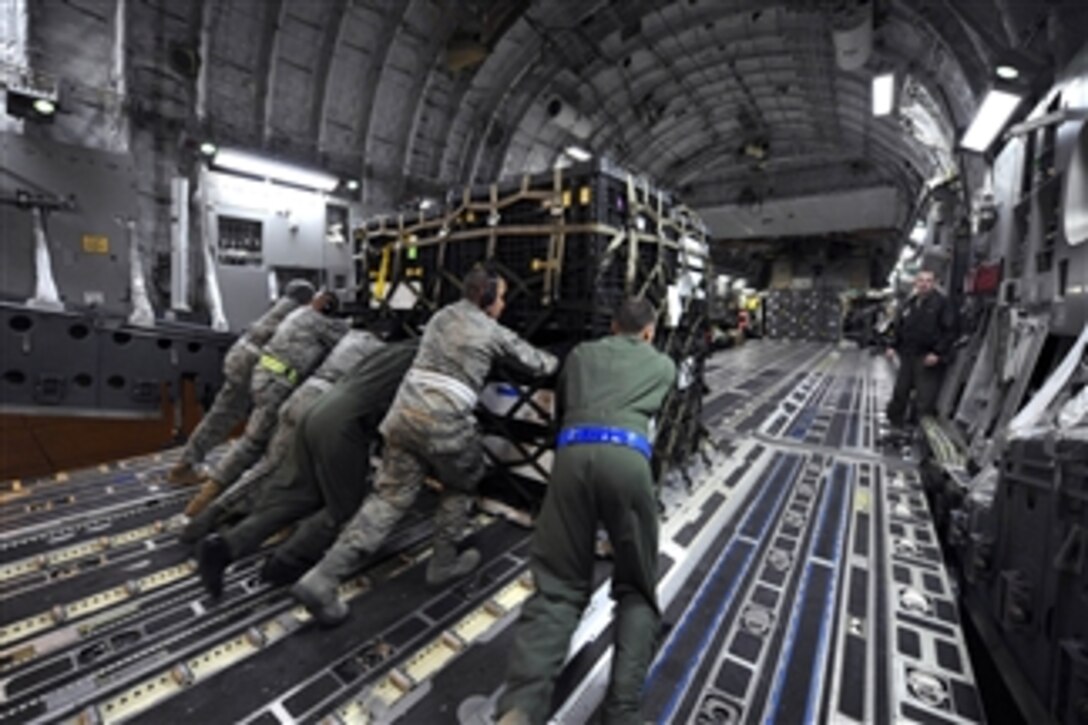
[854,489,871,513]
[82,235,109,254]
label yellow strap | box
[375,244,392,300]
[259,354,298,384]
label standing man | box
[168,279,315,486]
[192,290,349,508]
[885,269,957,430]
[497,297,676,725]
[291,264,558,625]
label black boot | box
[197,534,232,599]
[260,556,307,587]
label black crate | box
[354,161,709,501]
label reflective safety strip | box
[258,353,299,385]
[405,368,478,409]
[557,425,653,460]
[326,572,536,724]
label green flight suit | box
[218,340,419,571]
[500,334,676,725]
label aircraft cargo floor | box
[0,341,983,724]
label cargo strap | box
[557,425,653,460]
[406,368,478,409]
[259,353,299,385]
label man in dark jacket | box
[885,269,957,428]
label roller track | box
[0,342,983,724]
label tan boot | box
[184,479,223,518]
[167,462,204,487]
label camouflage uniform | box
[180,295,300,467]
[211,306,348,488]
[210,329,385,513]
[192,341,419,591]
[292,299,558,624]
[499,334,676,725]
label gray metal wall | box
[0,133,139,316]
[202,171,357,333]
[0,133,359,334]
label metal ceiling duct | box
[545,96,594,140]
[831,0,874,71]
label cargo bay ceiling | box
[11,0,1088,250]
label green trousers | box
[221,375,377,568]
[500,444,661,725]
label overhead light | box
[346,179,360,191]
[199,141,218,156]
[743,140,769,159]
[419,198,438,211]
[872,72,895,116]
[995,64,1019,81]
[909,223,926,244]
[564,145,592,162]
[4,87,59,123]
[211,148,339,191]
[32,98,55,116]
[960,88,1023,153]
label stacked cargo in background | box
[353,160,710,506]
[763,289,844,342]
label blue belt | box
[556,426,653,460]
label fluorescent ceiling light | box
[32,98,56,116]
[419,198,438,211]
[564,145,592,162]
[212,148,339,191]
[199,141,217,156]
[995,64,1019,80]
[346,179,360,191]
[872,73,895,116]
[960,89,1022,152]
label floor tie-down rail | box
[0,343,982,724]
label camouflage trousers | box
[326,422,486,561]
[181,344,257,466]
[211,370,294,486]
[214,379,330,513]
